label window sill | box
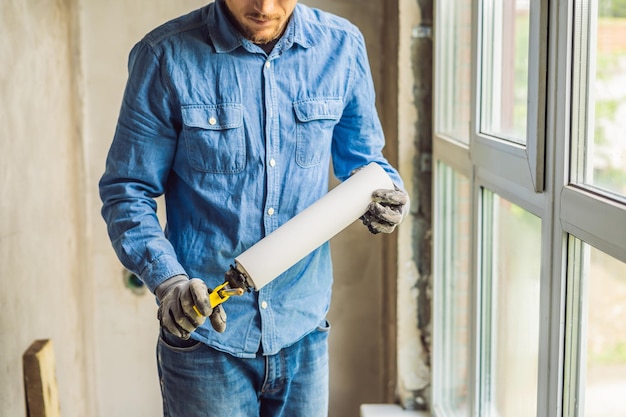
[360,404,430,417]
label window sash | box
[570,0,626,202]
[472,0,548,193]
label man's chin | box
[249,32,280,45]
[242,23,285,45]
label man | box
[99,0,408,416]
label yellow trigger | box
[192,281,245,316]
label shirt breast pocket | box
[293,98,343,168]
[181,104,245,174]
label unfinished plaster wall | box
[0,0,93,416]
[396,0,433,410]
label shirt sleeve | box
[331,30,405,191]
[98,40,186,292]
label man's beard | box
[242,14,287,44]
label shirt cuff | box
[140,254,188,293]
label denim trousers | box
[156,322,330,417]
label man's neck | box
[258,40,278,54]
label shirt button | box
[267,207,275,216]
[208,117,217,125]
[265,61,271,69]
[261,301,268,309]
[269,158,276,167]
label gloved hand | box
[361,186,409,234]
[155,275,227,339]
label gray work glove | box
[361,186,409,234]
[155,275,227,339]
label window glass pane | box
[435,163,471,414]
[567,239,626,417]
[480,0,530,144]
[435,0,472,143]
[572,1,626,199]
[481,191,540,417]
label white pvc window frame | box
[432,0,626,417]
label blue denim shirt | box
[99,1,404,358]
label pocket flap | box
[293,98,343,122]
[181,104,243,130]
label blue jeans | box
[156,322,330,417]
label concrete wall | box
[396,0,432,410]
[0,0,93,416]
[0,1,407,417]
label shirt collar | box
[207,1,316,54]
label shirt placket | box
[259,53,280,354]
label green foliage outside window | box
[599,0,626,17]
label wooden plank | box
[23,339,61,417]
